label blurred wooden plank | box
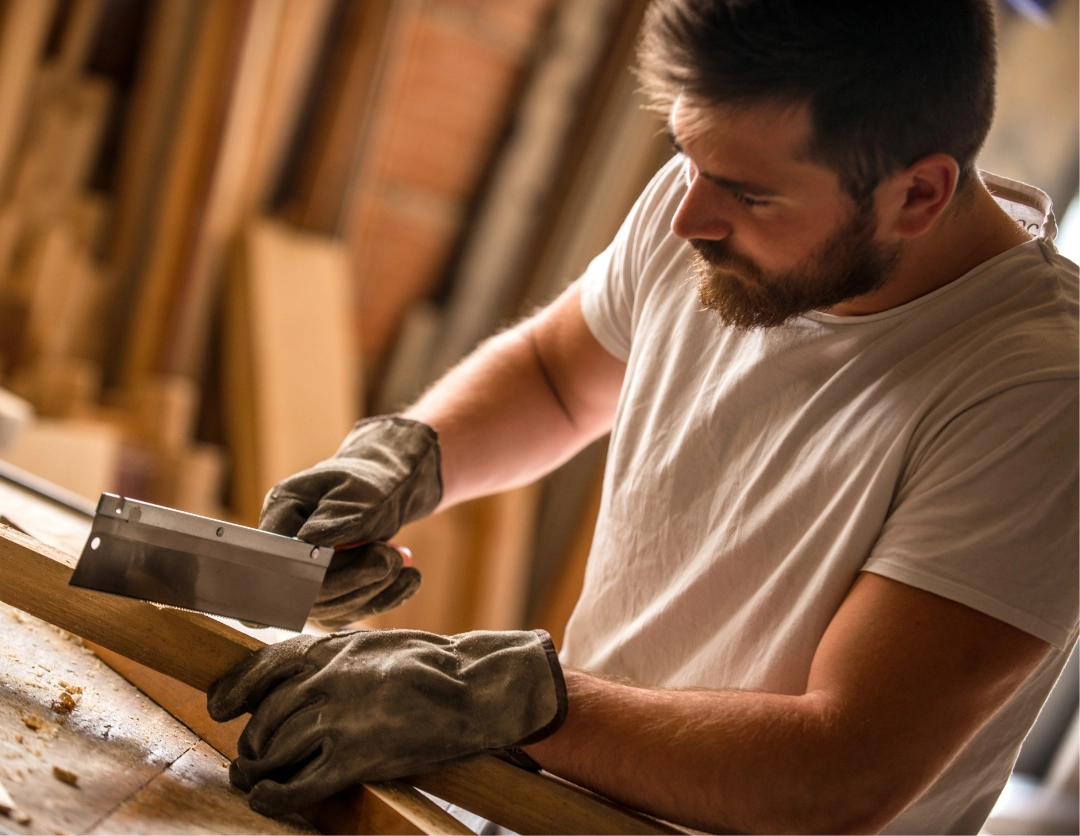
[291,0,395,234]
[10,69,113,231]
[122,0,250,388]
[244,0,336,212]
[0,0,55,198]
[533,450,605,649]
[162,0,287,380]
[102,0,202,371]
[55,0,104,80]
[225,219,359,524]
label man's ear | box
[875,154,960,239]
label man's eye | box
[733,192,767,208]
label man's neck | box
[825,180,1034,317]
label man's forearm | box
[524,668,904,835]
[403,285,623,508]
[403,327,594,507]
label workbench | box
[0,471,316,834]
[0,464,688,835]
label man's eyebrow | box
[665,126,780,198]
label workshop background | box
[0,0,1074,831]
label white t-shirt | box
[566,157,1079,834]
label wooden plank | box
[0,509,682,834]
[0,524,262,691]
[101,0,201,379]
[0,418,121,501]
[469,483,542,631]
[0,0,55,199]
[407,755,679,836]
[244,0,336,212]
[122,0,250,388]
[290,0,394,234]
[533,449,606,649]
[162,0,288,380]
[225,218,359,524]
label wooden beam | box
[86,644,470,836]
[0,522,684,834]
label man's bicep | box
[528,282,627,439]
[805,571,1049,824]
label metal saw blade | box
[69,494,332,632]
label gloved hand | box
[259,416,442,627]
[206,628,567,817]
[311,542,420,630]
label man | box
[207,1,1079,832]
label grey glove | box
[259,416,442,627]
[206,628,567,817]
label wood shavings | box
[57,680,82,695]
[51,692,77,715]
[8,610,24,624]
[13,735,22,745]
[51,765,78,787]
[21,714,44,731]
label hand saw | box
[69,493,332,631]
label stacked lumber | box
[0,0,670,639]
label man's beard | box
[691,206,901,329]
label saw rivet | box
[310,547,320,560]
[90,536,100,550]
[215,527,224,537]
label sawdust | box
[8,611,24,624]
[13,735,22,745]
[21,714,44,731]
[57,681,82,695]
[51,765,78,787]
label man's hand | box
[206,629,567,816]
[259,416,442,628]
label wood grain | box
[0,524,261,691]
[0,509,684,834]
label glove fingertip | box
[248,780,293,818]
[206,679,246,722]
[229,759,253,792]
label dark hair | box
[638,0,997,199]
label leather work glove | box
[259,416,442,627]
[206,628,568,817]
[311,542,420,630]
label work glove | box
[206,628,568,817]
[259,416,442,628]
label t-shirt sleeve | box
[864,379,1079,649]
[579,154,686,362]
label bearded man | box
[207,1,1079,832]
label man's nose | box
[671,177,733,242]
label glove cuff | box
[515,629,568,746]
